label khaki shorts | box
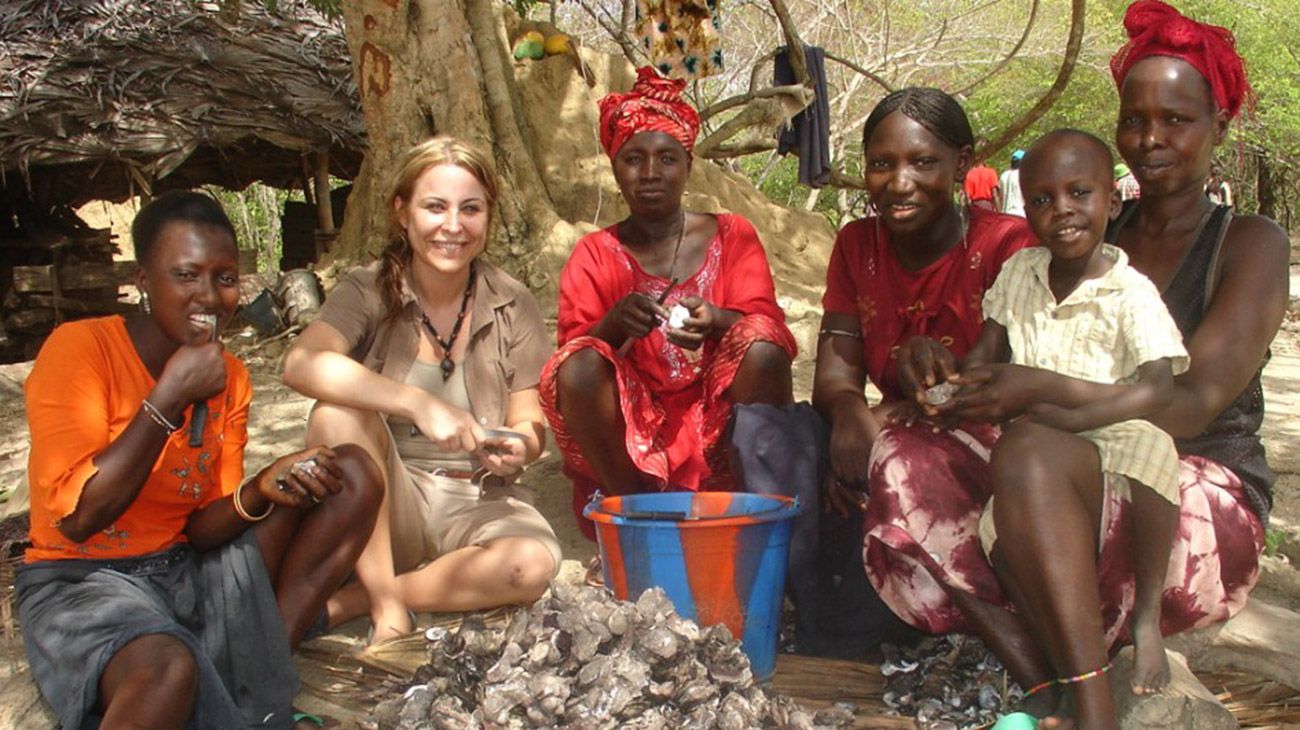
[382,440,562,577]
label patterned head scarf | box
[598,67,701,159]
[1110,0,1252,119]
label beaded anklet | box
[1024,661,1115,698]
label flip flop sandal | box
[583,555,605,587]
[292,710,326,727]
[990,712,1038,730]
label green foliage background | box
[288,0,1300,236]
[742,1,1300,232]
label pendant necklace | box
[419,262,476,381]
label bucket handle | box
[620,496,799,522]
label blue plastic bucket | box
[583,491,799,680]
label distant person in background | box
[1206,164,1233,207]
[999,149,1026,216]
[964,161,1001,210]
[1115,162,1141,201]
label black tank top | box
[1108,202,1273,523]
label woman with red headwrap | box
[540,67,797,549]
[901,3,1288,728]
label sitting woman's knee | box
[501,539,556,598]
[555,348,614,399]
[307,401,386,446]
[742,341,792,378]
[108,634,198,700]
[733,341,793,404]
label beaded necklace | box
[419,262,476,381]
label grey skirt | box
[15,532,299,730]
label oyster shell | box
[364,586,854,729]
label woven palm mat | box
[292,606,1300,729]
[0,509,1291,729]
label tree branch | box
[697,139,779,159]
[952,0,1039,96]
[699,84,812,124]
[975,0,1085,161]
[695,87,813,157]
[823,51,894,94]
[571,0,642,67]
[768,0,808,85]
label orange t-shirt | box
[24,316,251,562]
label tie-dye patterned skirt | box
[863,420,1265,650]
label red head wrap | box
[598,67,701,159]
[1110,0,1251,119]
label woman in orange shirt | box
[18,192,382,730]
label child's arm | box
[1024,358,1175,433]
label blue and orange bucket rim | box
[583,491,800,526]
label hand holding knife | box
[189,314,218,447]
[616,277,679,356]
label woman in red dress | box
[812,86,1033,650]
[540,67,797,541]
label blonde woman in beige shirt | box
[283,137,560,645]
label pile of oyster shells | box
[363,584,855,729]
[880,634,1021,729]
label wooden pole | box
[299,154,316,209]
[314,150,334,234]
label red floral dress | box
[540,214,796,539]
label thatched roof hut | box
[0,0,364,221]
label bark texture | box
[337,0,562,286]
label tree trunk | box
[336,0,562,286]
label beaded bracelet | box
[818,327,863,340]
[1057,661,1113,687]
[141,399,182,433]
[233,481,274,522]
[1023,661,1114,698]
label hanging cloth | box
[635,0,724,80]
[775,45,831,188]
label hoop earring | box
[140,291,152,315]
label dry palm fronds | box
[0,0,364,208]
[1200,669,1300,729]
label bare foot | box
[1038,717,1074,729]
[1130,615,1170,694]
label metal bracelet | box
[141,399,182,433]
[233,481,274,522]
